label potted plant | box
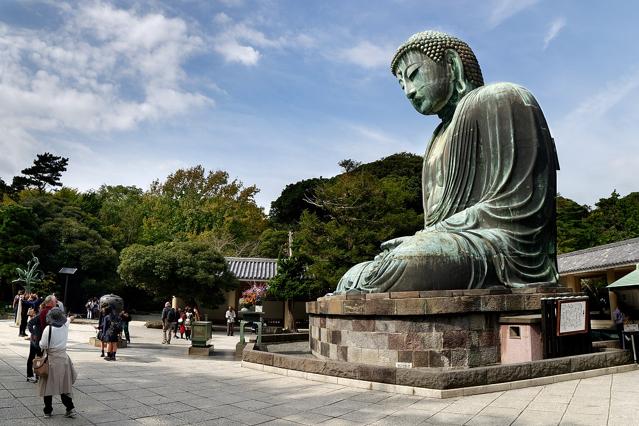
[240,284,268,312]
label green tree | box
[338,158,362,173]
[256,229,289,258]
[269,178,327,226]
[556,195,592,254]
[118,241,238,307]
[17,190,119,308]
[97,185,145,251]
[0,178,11,199]
[12,153,68,192]
[297,171,422,291]
[0,204,40,295]
[268,254,318,331]
[142,166,267,247]
[586,191,639,245]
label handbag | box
[33,325,52,378]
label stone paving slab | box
[0,319,638,425]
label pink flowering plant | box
[240,284,269,307]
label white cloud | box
[543,17,566,49]
[0,1,211,178]
[211,14,307,65]
[488,0,540,28]
[554,69,639,206]
[214,40,261,66]
[337,41,393,69]
[349,124,400,146]
[214,12,232,25]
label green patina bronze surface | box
[335,30,559,293]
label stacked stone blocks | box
[307,287,572,368]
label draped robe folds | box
[335,83,560,293]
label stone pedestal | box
[188,345,214,356]
[89,337,127,348]
[306,287,572,369]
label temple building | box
[558,237,639,318]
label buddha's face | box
[395,50,453,115]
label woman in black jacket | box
[102,305,122,361]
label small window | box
[509,326,521,339]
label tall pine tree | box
[12,153,69,192]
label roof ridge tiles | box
[558,236,639,258]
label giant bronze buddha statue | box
[335,31,559,293]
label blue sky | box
[0,0,637,211]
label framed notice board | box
[557,299,589,336]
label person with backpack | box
[102,305,122,361]
[161,302,176,344]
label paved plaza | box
[1,318,638,425]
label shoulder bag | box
[33,325,52,377]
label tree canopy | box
[11,153,68,192]
[118,241,237,307]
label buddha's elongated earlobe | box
[446,49,466,95]
[456,78,466,94]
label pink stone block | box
[499,323,543,364]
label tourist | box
[91,297,100,319]
[19,293,39,337]
[225,306,236,336]
[26,305,42,383]
[178,310,186,339]
[173,307,182,339]
[95,305,108,357]
[53,293,64,312]
[85,298,94,319]
[161,302,176,344]
[38,295,56,332]
[120,308,131,343]
[614,306,625,349]
[39,307,77,418]
[13,290,24,323]
[184,308,193,341]
[193,306,201,322]
[102,305,122,361]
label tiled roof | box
[225,257,278,281]
[558,237,639,274]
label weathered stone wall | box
[307,287,573,368]
[309,313,500,368]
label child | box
[178,312,186,339]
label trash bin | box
[191,321,212,348]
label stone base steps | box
[242,360,637,399]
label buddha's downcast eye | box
[406,63,420,79]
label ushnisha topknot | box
[391,30,484,88]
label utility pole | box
[288,230,293,257]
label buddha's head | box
[391,31,483,117]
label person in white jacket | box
[38,308,77,418]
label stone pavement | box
[1,318,638,425]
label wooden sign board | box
[557,299,589,336]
